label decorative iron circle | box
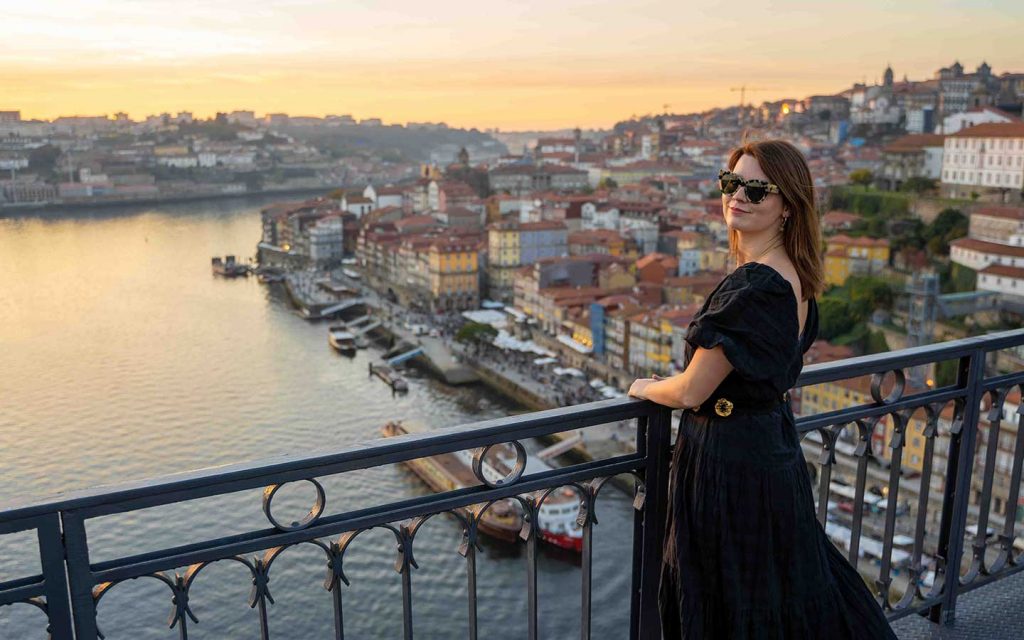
[471,441,527,488]
[870,369,906,404]
[262,479,326,532]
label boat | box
[382,421,522,541]
[211,255,249,277]
[381,420,583,552]
[342,268,361,280]
[369,363,408,392]
[328,325,357,355]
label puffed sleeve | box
[684,268,798,382]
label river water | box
[0,198,636,640]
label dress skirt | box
[658,402,899,639]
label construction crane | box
[729,86,768,107]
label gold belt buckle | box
[713,398,734,417]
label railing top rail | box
[797,328,1024,386]
[0,396,659,523]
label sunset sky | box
[4,0,1023,130]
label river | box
[0,197,636,639]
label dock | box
[369,362,408,392]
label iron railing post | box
[37,513,74,640]
[633,405,672,639]
[61,511,99,639]
[930,350,986,624]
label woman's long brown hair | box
[726,140,825,300]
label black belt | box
[688,391,791,418]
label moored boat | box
[328,325,357,355]
[370,363,408,392]
[211,255,249,277]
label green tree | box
[849,169,874,187]
[456,322,498,343]
[846,275,894,317]
[923,208,968,256]
[818,297,856,340]
[901,176,937,194]
[598,177,619,190]
[866,217,888,237]
[865,330,890,355]
[934,359,959,387]
[948,263,977,293]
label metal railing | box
[1,328,1023,639]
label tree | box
[849,169,874,187]
[923,208,968,256]
[455,322,498,344]
[598,177,618,190]
[818,298,856,340]
[846,275,894,317]
[865,330,890,355]
[934,359,959,387]
[901,176,937,194]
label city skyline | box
[5,0,1024,130]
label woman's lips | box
[729,206,749,215]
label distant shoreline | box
[0,186,334,217]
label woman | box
[628,140,897,638]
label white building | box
[678,248,701,276]
[977,264,1024,299]
[968,206,1024,243]
[618,217,658,255]
[581,203,620,230]
[941,123,1024,199]
[156,155,199,168]
[309,216,344,264]
[879,134,945,190]
[950,237,1024,271]
[939,107,1017,135]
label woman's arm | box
[628,345,734,409]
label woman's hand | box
[628,374,664,400]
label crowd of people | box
[458,332,608,407]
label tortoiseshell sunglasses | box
[718,169,781,204]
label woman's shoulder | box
[728,262,794,294]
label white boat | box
[342,268,361,280]
[328,325,357,355]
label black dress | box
[659,262,897,639]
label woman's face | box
[721,154,786,234]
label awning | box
[503,307,528,322]
[461,309,508,329]
[557,334,593,354]
[553,367,585,378]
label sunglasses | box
[718,169,781,204]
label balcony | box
[1,329,1023,639]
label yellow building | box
[800,374,934,474]
[486,223,522,302]
[626,307,696,376]
[824,234,891,287]
[428,238,479,311]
